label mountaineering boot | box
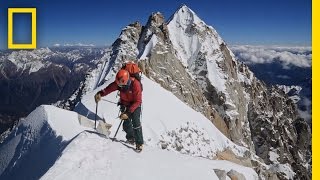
[135,144,143,152]
[126,138,135,145]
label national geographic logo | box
[8,8,37,50]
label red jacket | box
[100,78,142,113]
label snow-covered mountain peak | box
[168,4,207,32]
[167,5,224,68]
[166,4,255,153]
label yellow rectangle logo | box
[8,8,37,49]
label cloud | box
[230,45,312,68]
[52,43,95,47]
[276,75,291,79]
[298,97,312,122]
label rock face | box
[71,5,311,180]
[248,83,311,179]
[214,169,227,180]
[231,49,312,123]
[139,12,230,138]
[227,170,246,180]
[213,169,247,180]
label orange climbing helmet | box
[115,69,130,87]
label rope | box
[133,125,142,130]
[101,99,118,105]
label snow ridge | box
[0,105,89,179]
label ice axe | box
[94,102,98,129]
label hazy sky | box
[0,0,311,49]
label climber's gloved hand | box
[119,112,130,120]
[94,92,102,103]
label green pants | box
[122,106,143,145]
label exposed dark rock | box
[214,169,227,180]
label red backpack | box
[121,62,143,90]
[121,62,142,81]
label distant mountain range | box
[0,47,105,133]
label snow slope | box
[0,105,90,180]
[139,34,158,59]
[41,132,257,180]
[77,75,249,159]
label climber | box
[94,69,144,151]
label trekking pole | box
[113,120,123,141]
[94,102,98,129]
[112,108,125,141]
